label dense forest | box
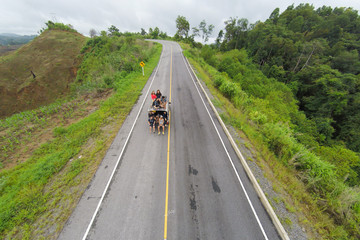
[217,4,360,153]
[178,4,360,239]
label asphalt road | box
[58,40,281,240]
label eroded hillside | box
[0,30,86,117]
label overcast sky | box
[1,0,360,39]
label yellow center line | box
[164,46,172,240]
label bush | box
[262,122,297,161]
[249,110,268,125]
[103,75,113,87]
[317,145,360,186]
[214,74,225,88]
[40,21,78,33]
[219,81,240,99]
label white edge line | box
[81,45,165,240]
[182,53,290,240]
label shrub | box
[317,145,360,186]
[262,122,297,161]
[249,110,268,125]
[40,21,78,33]
[53,127,67,137]
[103,75,113,87]
[214,74,225,88]
[219,81,239,99]
[200,45,218,67]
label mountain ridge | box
[0,33,36,46]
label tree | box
[198,20,214,42]
[332,50,360,74]
[299,40,324,72]
[108,25,120,36]
[89,29,97,38]
[141,28,147,36]
[215,30,224,48]
[176,15,190,39]
[150,27,160,39]
[288,15,304,32]
[223,17,248,50]
[223,17,239,49]
[159,31,168,39]
[269,8,280,24]
[192,27,200,38]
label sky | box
[1,0,360,40]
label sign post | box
[140,61,145,76]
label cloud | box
[1,0,360,37]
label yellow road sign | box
[140,61,145,67]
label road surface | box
[58,40,281,240]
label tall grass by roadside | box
[0,100,78,167]
[182,44,360,239]
[0,36,161,238]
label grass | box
[283,217,293,226]
[0,99,88,169]
[0,39,162,239]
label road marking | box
[163,46,172,240]
[181,55,269,240]
[81,46,165,240]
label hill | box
[0,33,36,46]
[0,30,86,117]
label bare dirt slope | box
[0,30,86,117]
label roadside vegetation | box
[0,22,161,239]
